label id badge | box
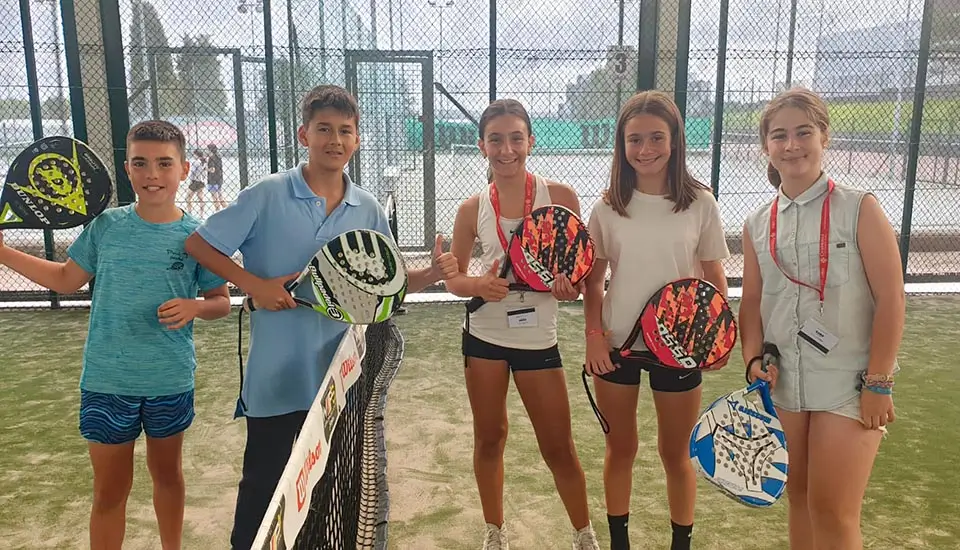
[798,318,839,355]
[507,307,538,328]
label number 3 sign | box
[607,46,634,82]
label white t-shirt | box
[589,187,730,351]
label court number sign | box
[608,46,634,82]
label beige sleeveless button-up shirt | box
[744,173,897,411]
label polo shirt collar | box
[291,162,360,206]
[777,171,830,211]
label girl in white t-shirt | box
[741,88,902,549]
[446,99,600,550]
[582,91,730,550]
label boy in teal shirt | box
[0,121,231,549]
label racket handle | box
[242,296,257,313]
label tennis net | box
[252,320,403,549]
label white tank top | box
[465,174,558,349]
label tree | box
[0,99,30,121]
[559,49,715,121]
[559,48,638,120]
[257,22,319,167]
[129,0,180,118]
[177,35,228,117]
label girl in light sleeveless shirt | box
[445,99,600,550]
[740,88,903,549]
[582,91,730,550]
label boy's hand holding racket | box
[246,272,300,311]
[431,234,459,281]
[584,331,617,376]
[476,259,509,302]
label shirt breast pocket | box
[756,247,788,294]
[809,241,851,288]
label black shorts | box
[597,351,702,392]
[462,331,562,372]
[188,179,204,192]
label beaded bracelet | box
[860,372,895,395]
[585,329,605,339]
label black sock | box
[608,514,629,550]
[670,521,693,550]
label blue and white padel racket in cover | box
[690,368,789,507]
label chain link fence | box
[2,0,958,308]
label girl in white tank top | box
[444,99,600,550]
[740,88,903,547]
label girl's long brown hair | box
[606,91,706,216]
[759,87,830,188]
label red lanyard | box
[489,171,535,252]
[769,179,835,308]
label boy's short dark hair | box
[300,85,360,127]
[126,120,186,159]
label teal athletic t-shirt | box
[67,204,226,397]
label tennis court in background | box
[0,297,958,549]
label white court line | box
[2,282,958,310]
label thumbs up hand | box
[431,234,460,281]
[477,259,510,302]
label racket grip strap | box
[465,297,484,314]
[745,355,762,384]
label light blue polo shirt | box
[195,163,391,418]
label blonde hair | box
[759,87,830,188]
[606,91,706,216]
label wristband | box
[745,355,763,384]
[863,385,893,395]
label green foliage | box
[129,0,181,118]
[724,98,960,137]
[177,35,228,117]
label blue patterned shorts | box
[79,390,195,445]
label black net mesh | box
[274,320,400,550]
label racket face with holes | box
[508,205,595,292]
[690,380,788,508]
[311,229,407,323]
[1,136,112,230]
[639,278,737,370]
[243,230,407,323]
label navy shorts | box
[462,331,563,372]
[79,390,195,445]
[597,351,701,392]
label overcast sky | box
[2,0,923,117]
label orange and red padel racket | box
[465,204,596,313]
[620,278,737,370]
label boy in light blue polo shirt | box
[0,121,231,549]
[184,84,457,549]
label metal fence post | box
[899,0,935,277]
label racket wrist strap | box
[745,355,763,384]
